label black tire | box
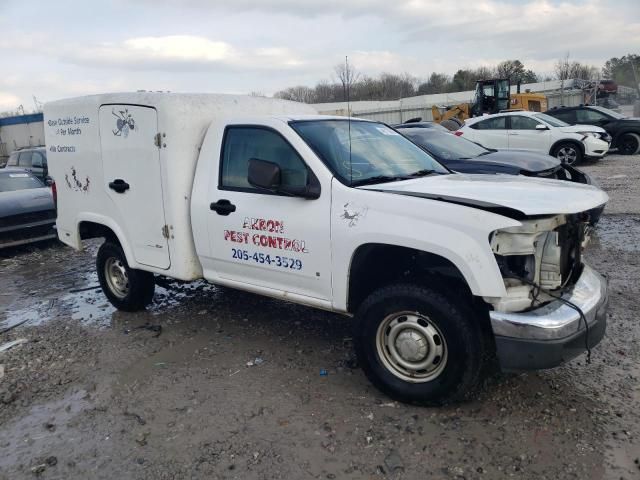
[618,132,640,155]
[551,141,583,165]
[96,241,155,311]
[354,284,490,406]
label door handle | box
[510,132,519,135]
[210,199,236,216]
[108,179,130,193]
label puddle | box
[0,300,55,331]
[1,274,220,332]
[590,215,640,253]
[0,388,92,471]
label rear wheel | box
[97,241,155,311]
[551,142,582,165]
[354,284,489,405]
[618,132,640,155]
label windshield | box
[0,172,44,192]
[590,105,625,119]
[534,113,569,127]
[401,130,490,160]
[290,120,448,186]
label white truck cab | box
[45,93,609,405]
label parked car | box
[396,126,590,181]
[4,147,49,182]
[397,127,604,225]
[392,120,450,133]
[545,105,640,155]
[455,111,611,165]
[45,93,609,405]
[0,169,57,249]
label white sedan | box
[455,111,611,165]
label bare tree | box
[334,60,361,101]
[274,86,316,103]
[555,53,572,81]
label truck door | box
[203,124,332,301]
[99,105,170,269]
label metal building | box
[0,113,45,164]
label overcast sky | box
[0,0,638,111]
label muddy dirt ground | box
[1,154,639,480]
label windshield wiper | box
[352,170,442,186]
[351,175,406,186]
[406,169,439,177]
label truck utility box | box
[45,93,316,280]
[46,92,609,405]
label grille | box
[0,209,56,229]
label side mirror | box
[535,124,548,130]
[247,158,321,200]
[248,158,281,190]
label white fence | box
[323,90,585,124]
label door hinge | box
[162,225,170,239]
[154,132,163,148]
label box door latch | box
[154,133,166,148]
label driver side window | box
[220,127,308,192]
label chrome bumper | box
[490,264,608,341]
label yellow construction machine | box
[431,79,547,130]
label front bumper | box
[490,264,608,371]
[582,136,610,158]
[0,220,57,249]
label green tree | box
[602,54,640,88]
[417,72,451,94]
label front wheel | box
[354,284,490,406]
[618,132,640,155]
[551,142,583,165]
[96,241,155,311]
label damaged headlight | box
[494,254,536,283]
[490,216,565,290]
[487,216,567,312]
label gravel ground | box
[0,153,639,479]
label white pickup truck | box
[44,93,609,405]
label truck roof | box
[45,92,318,116]
[273,114,376,122]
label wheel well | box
[348,244,475,314]
[78,221,120,246]
[549,139,584,156]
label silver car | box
[0,169,56,249]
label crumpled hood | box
[359,173,608,217]
[558,124,607,134]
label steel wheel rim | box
[104,257,129,299]
[376,311,448,383]
[557,146,577,165]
